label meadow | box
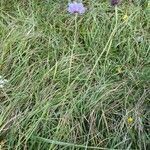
[0,0,149,149]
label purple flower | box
[111,0,120,6]
[67,2,86,14]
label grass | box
[0,0,150,149]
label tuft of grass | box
[0,0,149,149]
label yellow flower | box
[123,14,128,21]
[116,66,123,74]
[127,117,133,123]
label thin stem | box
[104,6,118,62]
[84,6,119,86]
[68,14,78,85]
[115,6,118,26]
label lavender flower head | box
[111,0,120,6]
[67,2,86,14]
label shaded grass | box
[0,0,150,149]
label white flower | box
[136,36,143,43]
[0,76,8,88]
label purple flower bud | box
[67,2,86,14]
[111,0,120,6]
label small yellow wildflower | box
[127,117,133,123]
[116,66,123,74]
[123,14,128,21]
[117,67,122,74]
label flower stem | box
[68,14,78,85]
[104,6,118,61]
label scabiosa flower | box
[67,2,86,14]
[111,0,120,6]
